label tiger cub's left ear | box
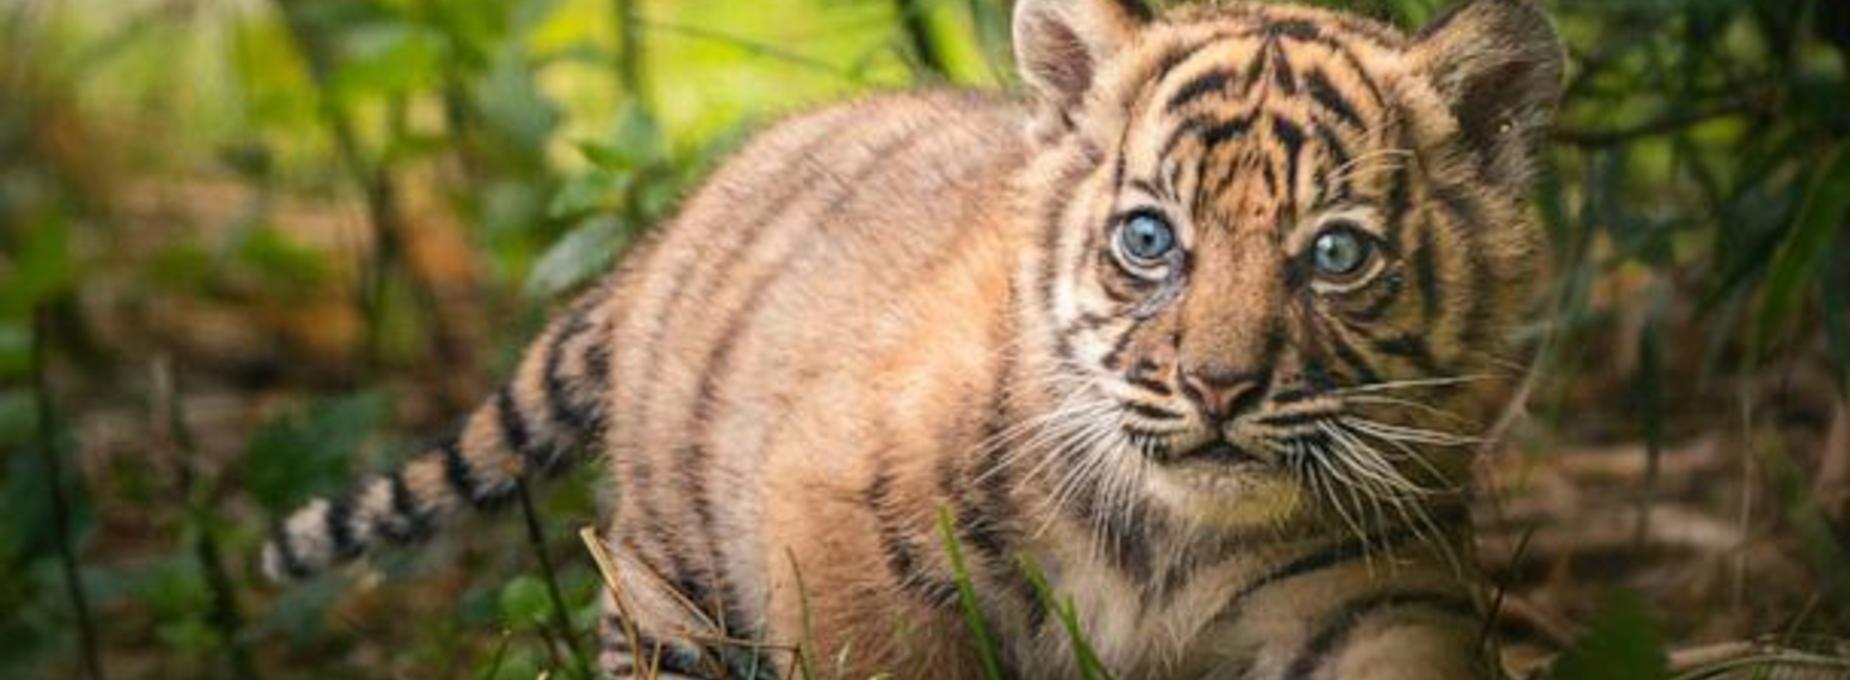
[1014,0,1151,123]
[1411,0,1565,188]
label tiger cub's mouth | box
[1145,435,1271,470]
[1175,440,1260,465]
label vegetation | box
[1,0,1846,677]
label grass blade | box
[1755,143,1850,350]
[1015,554,1111,680]
[935,507,1004,680]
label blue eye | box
[1118,213,1176,264]
[1311,226,1374,279]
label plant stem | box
[33,305,104,680]
[153,361,259,680]
[613,0,646,104]
[517,478,589,678]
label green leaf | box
[498,575,551,629]
[331,21,448,97]
[1755,144,1850,350]
[0,438,94,567]
[242,392,390,514]
[478,42,559,149]
[0,217,73,318]
[1550,590,1670,680]
[523,216,625,299]
[0,323,26,380]
[547,169,632,220]
[0,389,34,449]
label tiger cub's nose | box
[1180,363,1268,424]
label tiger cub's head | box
[1013,0,1562,533]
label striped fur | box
[265,1,1561,677]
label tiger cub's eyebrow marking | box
[1306,68,1366,130]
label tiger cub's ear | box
[1013,0,1151,122]
[1411,0,1565,188]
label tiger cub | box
[266,0,1563,677]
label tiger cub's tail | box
[262,295,613,581]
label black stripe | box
[1166,68,1237,112]
[542,312,598,441]
[440,435,501,509]
[383,470,429,542]
[1283,590,1481,680]
[1099,319,1141,371]
[1222,529,1418,618]
[867,459,958,608]
[325,493,360,559]
[1159,117,1207,162]
[973,336,1048,634]
[629,633,719,678]
[1305,68,1365,130]
[1268,39,1298,94]
[1241,36,1270,97]
[1347,269,1405,323]
[1258,410,1331,429]
[1373,333,1441,375]
[1328,330,1383,385]
[1383,122,1416,247]
[1415,226,1442,324]
[1431,183,1494,348]
[495,384,544,469]
[1273,117,1307,209]
[1314,125,1354,205]
[1067,474,1160,583]
[1271,18,1322,41]
[1125,401,1184,420]
[1201,113,1257,152]
[1127,361,1174,396]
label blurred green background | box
[2,0,1848,677]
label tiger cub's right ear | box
[1014,0,1151,123]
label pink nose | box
[1181,366,1266,422]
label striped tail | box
[262,295,613,581]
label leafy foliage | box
[1,0,1848,677]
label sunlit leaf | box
[524,215,626,299]
[331,21,448,97]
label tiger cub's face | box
[1015,0,1562,532]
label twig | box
[633,16,865,82]
[580,527,654,680]
[1476,525,1538,658]
[33,305,104,680]
[151,360,259,680]
[517,478,590,679]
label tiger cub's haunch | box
[266,0,1563,677]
